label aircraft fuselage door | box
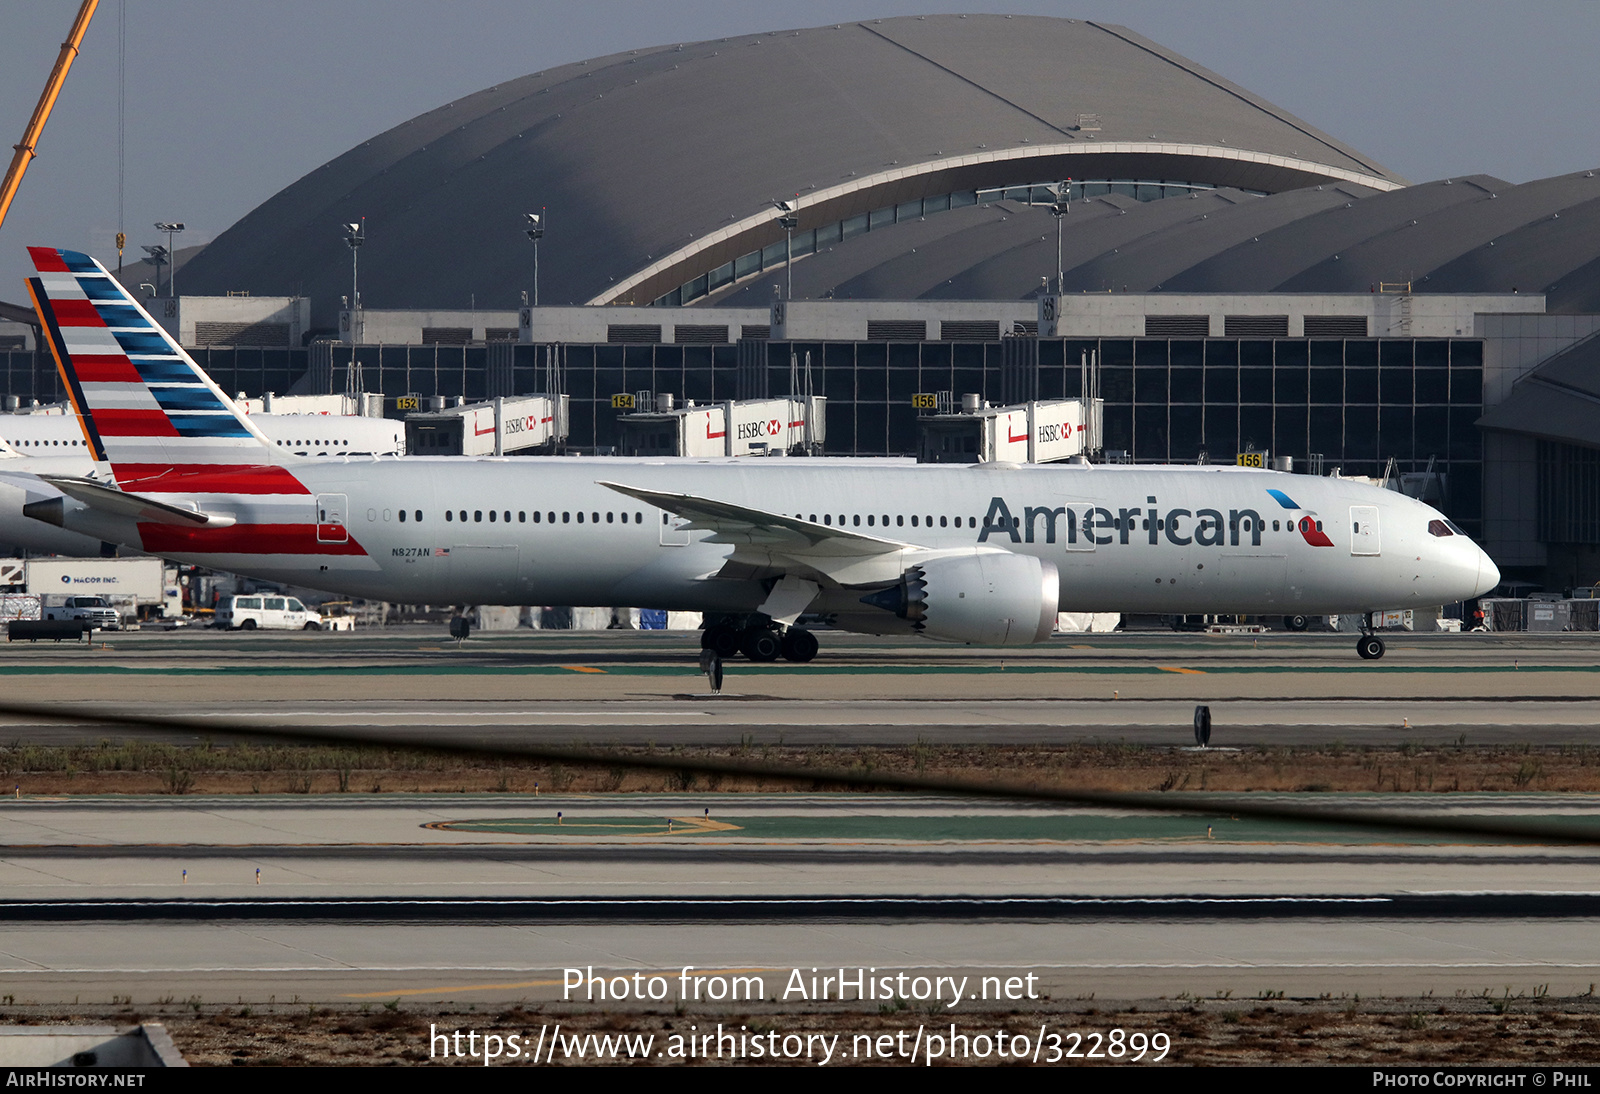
[1349,505,1380,556]
[659,510,691,546]
[317,493,349,543]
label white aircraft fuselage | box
[16,244,1499,658]
[29,454,1494,618]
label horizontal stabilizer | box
[39,475,237,528]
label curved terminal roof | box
[176,14,1403,321]
[707,168,1600,311]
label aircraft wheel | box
[240,619,257,631]
[739,627,782,662]
[1285,614,1309,632]
[780,627,819,663]
[1357,635,1385,660]
[701,625,741,659]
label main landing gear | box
[1355,612,1386,660]
[701,619,818,663]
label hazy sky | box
[1,0,1596,298]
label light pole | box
[524,210,544,307]
[154,222,184,296]
[1050,181,1071,293]
[140,244,168,297]
[343,219,364,343]
[772,198,798,301]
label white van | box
[216,594,323,631]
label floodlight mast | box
[343,219,365,343]
[524,210,545,307]
[773,198,799,301]
[1051,180,1071,293]
[153,222,183,296]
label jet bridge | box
[616,394,825,457]
[916,395,1102,464]
[405,394,568,456]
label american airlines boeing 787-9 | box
[18,247,1497,662]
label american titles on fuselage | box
[977,495,1327,549]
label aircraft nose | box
[1474,546,1500,598]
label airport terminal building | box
[5,15,1600,589]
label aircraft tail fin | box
[24,247,280,489]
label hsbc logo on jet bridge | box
[1035,423,1080,444]
[737,419,782,440]
[977,492,1332,549]
[504,415,550,435]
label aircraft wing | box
[39,475,237,528]
[598,480,913,589]
[596,480,907,555]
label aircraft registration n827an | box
[21,247,1497,662]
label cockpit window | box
[1428,519,1455,537]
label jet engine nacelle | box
[859,552,1060,646]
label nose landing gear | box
[1355,612,1386,660]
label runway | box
[5,628,1600,745]
[1,628,1598,1008]
[0,792,1598,1004]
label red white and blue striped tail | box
[25,246,284,493]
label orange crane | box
[0,0,100,234]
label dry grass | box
[9,998,1600,1066]
[1,739,1597,796]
